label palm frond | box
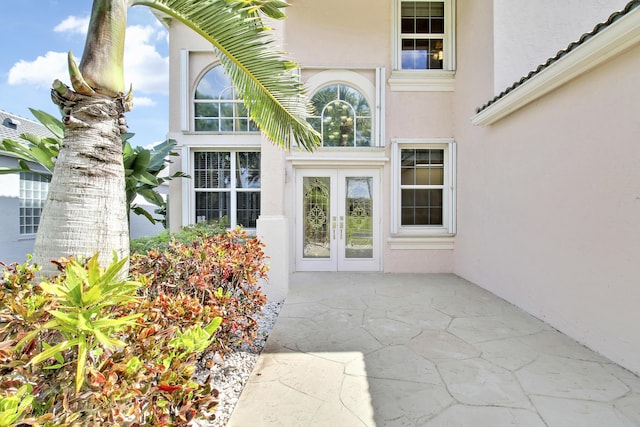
[129,0,320,151]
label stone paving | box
[228,272,640,426]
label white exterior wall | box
[0,165,34,264]
[166,24,213,233]
[455,0,640,374]
[493,0,630,93]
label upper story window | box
[390,0,456,91]
[401,1,445,70]
[194,65,258,133]
[308,84,372,147]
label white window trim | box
[180,49,189,132]
[191,64,261,135]
[303,68,385,148]
[182,145,261,230]
[389,0,456,92]
[19,171,50,235]
[390,138,456,242]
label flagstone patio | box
[228,272,640,426]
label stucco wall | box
[454,0,640,374]
[286,0,455,273]
[493,0,630,93]
[285,0,391,67]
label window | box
[391,139,456,236]
[194,65,258,133]
[308,84,373,147]
[401,1,445,70]
[390,0,456,91]
[20,172,50,235]
[193,151,260,229]
[401,148,444,225]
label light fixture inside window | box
[433,50,443,61]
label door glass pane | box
[303,177,331,258]
[345,177,373,259]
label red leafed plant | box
[130,227,269,353]
[0,225,270,426]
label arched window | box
[194,65,258,133]
[308,84,372,147]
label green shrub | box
[130,229,171,253]
[18,255,142,393]
[0,384,34,427]
[171,221,229,245]
[130,220,227,254]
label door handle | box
[331,216,336,239]
[339,216,344,239]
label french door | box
[295,168,381,271]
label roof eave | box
[472,3,640,126]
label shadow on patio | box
[228,272,640,426]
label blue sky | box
[0,0,170,146]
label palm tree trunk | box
[33,86,129,276]
[32,0,129,276]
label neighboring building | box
[0,110,54,264]
[0,110,166,264]
[129,192,168,240]
[161,0,640,375]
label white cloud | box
[8,20,168,97]
[54,16,89,34]
[123,25,169,95]
[131,96,157,108]
[7,51,69,88]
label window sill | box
[389,70,455,92]
[288,148,388,167]
[388,235,455,250]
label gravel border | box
[193,300,283,426]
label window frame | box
[390,0,456,92]
[308,83,374,148]
[303,68,385,148]
[192,64,260,134]
[391,139,456,237]
[19,172,50,235]
[191,149,261,231]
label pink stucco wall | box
[493,0,630,92]
[285,0,390,67]
[163,0,640,374]
[454,0,640,374]
[286,0,456,273]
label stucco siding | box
[493,0,630,93]
[285,0,390,68]
[455,25,640,375]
